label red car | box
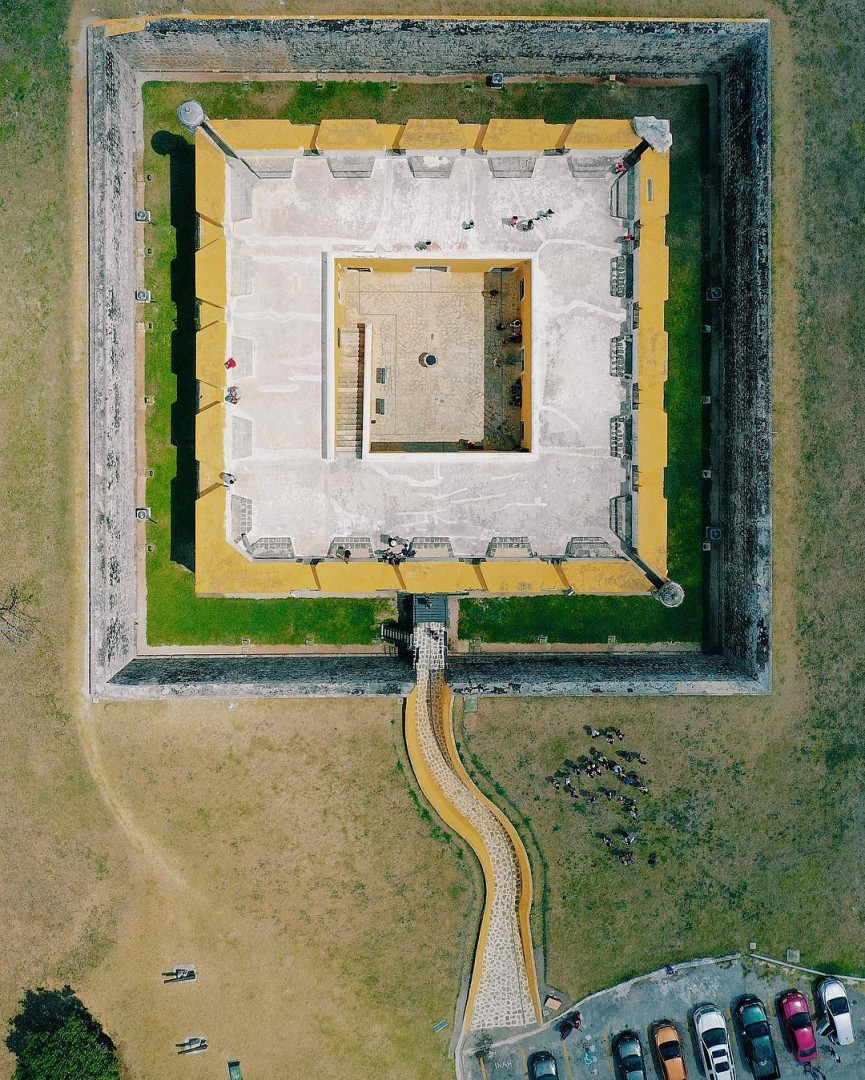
[779,990,817,1062]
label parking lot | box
[459,955,864,1080]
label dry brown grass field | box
[0,0,861,1075]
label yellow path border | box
[405,684,541,1033]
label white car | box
[693,1004,736,1080]
[817,977,855,1045]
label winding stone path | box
[411,625,538,1031]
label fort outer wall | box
[87,17,771,699]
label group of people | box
[379,536,414,566]
[507,208,555,232]
[546,724,658,867]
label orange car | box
[651,1020,689,1080]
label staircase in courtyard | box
[406,617,541,1034]
[336,326,365,456]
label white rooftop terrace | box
[226,153,628,558]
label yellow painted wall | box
[194,128,225,225]
[315,118,400,152]
[481,118,563,152]
[561,558,653,594]
[195,402,226,493]
[565,118,641,150]
[637,150,670,225]
[629,143,670,583]
[196,237,227,309]
[209,119,316,151]
[335,256,525,275]
[197,320,227,389]
[399,118,465,150]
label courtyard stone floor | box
[225,152,630,557]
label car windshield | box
[746,1021,770,1039]
[660,1041,682,1060]
[703,1028,727,1048]
[624,1063,644,1079]
[829,997,850,1015]
[715,1064,730,1075]
[789,1013,812,1030]
[532,1061,557,1078]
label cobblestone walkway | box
[412,625,538,1031]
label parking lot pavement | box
[459,954,865,1080]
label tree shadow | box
[152,130,197,572]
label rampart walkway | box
[406,623,541,1033]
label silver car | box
[693,1004,736,1080]
[817,977,855,1045]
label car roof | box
[696,1006,725,1025]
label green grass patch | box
[142,79,705,646]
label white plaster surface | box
[226,154,627,556]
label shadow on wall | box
[152,129,197,572]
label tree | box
[6,987,120,1080]
[0,583,36,646]
[474,1031,494,1060]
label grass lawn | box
[455,692,865,1000]
[460,83,707,644]
[86,698,476,1079]
[142,79,705,646]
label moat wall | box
[87,18,771,697]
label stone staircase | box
[336,327,365,456]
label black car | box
[613,1030,648,1080]
[734,996,781,1080]
[527,1049,559,1079]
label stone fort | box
[87,16,771,700]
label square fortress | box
[193,117,670,596]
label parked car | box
[816,977,855,1045]
[613,1030,647,1080]
[693,1004,737,1080]
[527,1050,559,1079]
[651,1019,688,1080]
[779,990,817,1063]
[734,996,780,1079]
